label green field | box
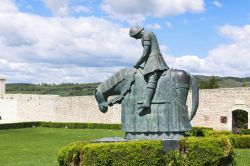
[234,149,250,166]
[0,128,249,166]
[0,128,124,166]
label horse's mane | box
[99,68,136,93]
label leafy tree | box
[242,79,247,87]
[208,75,219,89]
[199,76,219,89]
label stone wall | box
[0,88,249,131]
[0,94,121,124]
[0,78,5,97]
[188,87,250,130]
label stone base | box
[162,139,179,153]
[125,132,185,140]
[91,137,127,143]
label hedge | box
[40,122,121,130]
[58,137,234,166]
[58,142,88,166]
[0,122,41,130]
[230,135,250,149]
[241,129,250,135]
[0,122,121,130]
[179,136,234,166]
[185,126,213,137]
[204,130,233,137]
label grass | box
[235,149,250,166]
[0,127,124,166]
[0,128,249,166]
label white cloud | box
[213,1,223,8]
[101,0,205,24]
[0,58,124,83]
[73,5,90,13]
[165,24,250,77]
[42,0,91,16]
[43,0,70,16]
[0,0,18,13]
[0,1,142,83]
[146,23,161,30]
[166,22,173,29]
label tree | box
[242,79,247,87]
[199,76,219,89]
[208,76,219,89]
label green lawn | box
[0,127,124,166]
[0,128,249,166]
[235,149,250,166]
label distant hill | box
[5,76,249,96]
[6,83,100,96]
[194,75,250,88]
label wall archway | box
[231,109,248,133]
[228,105,250,131]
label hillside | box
[5,76,249,96]
[195,75,250,88]
[6,83,99,96]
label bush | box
[0,122,121,130]
[230,135,250,149]
[0,122,41,130]
[58,142,88,166]
[179,136,234,166]
[58,137,234,166]
[186,127,213,137]
[241,129,250,135]
[204,130,233,137]
[83,141,165,166]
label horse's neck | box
[99,68,135,95]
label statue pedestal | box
[91,137,127,143]
[125,132,185,140]
[162,139,179,153]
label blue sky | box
[0,0,250,83]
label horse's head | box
[95,87,108,113]
[95,68,137,113]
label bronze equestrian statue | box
[95,26,199,140]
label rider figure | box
[129,26,169,111]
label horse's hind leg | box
[175,70,190,105]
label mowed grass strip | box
[0,127,124,166]
[235,148,250,166]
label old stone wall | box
[0,94,121,124]
[0,78,5,97]
[188,87,250,130]
[0,88,249,131]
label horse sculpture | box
[95,67,199,139]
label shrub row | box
[40,122,121,130]
[192,128,250,149]
[179,136,234,166]
[0,122,41,130]
[204,130,232,137]
[185,126,213,137]
[0,122,121,130]
[241,129,250,135]
[58,137,234,166]
[230,135,250,149]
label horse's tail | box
[189,74,199,121]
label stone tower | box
[0,77,6,97]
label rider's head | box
[129,26,144,39]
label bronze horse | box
[95,68,199,139]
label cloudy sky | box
[0,0,250,83]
